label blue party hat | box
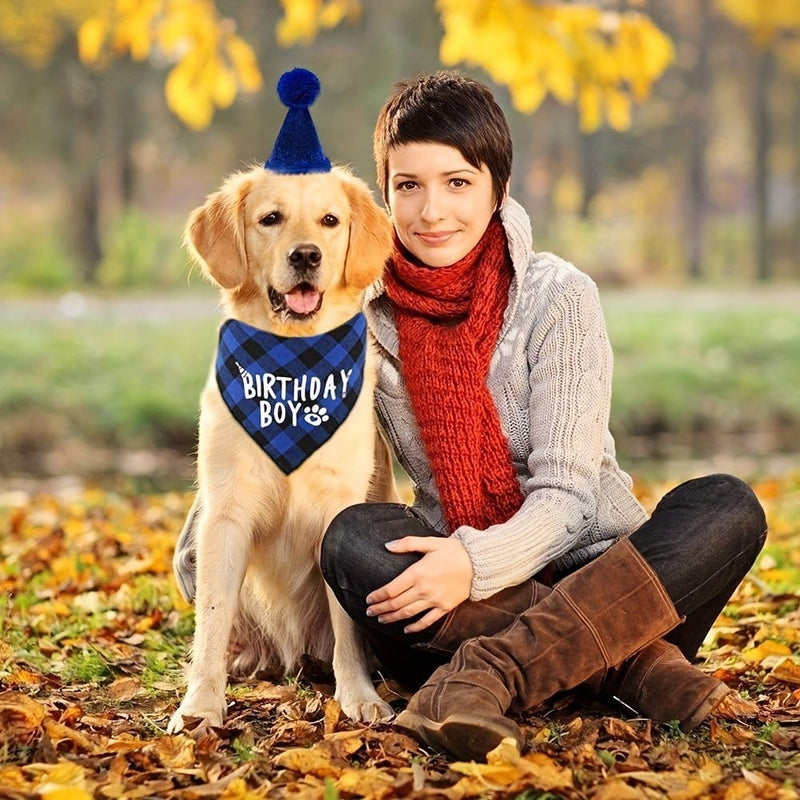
[264,68,331,174]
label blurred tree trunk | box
[685,1,710,280]
[53,40,104,284]
[794,77,800,275]
[579,130,601,218]
[108,60,142,208]
[115,84,137,207]
[71,71,104,283]
[754,48,773,282]
[54,51,143,284]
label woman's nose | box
[420,191,445,222]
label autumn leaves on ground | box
[1,477,800,800]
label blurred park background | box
[0,0,798,492]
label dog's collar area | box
[268,284,324,319]
[215,313,367,473]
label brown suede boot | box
[596,639,731,731]
[395,537,681,761]
[422,578,552,654]
[396,650,524,761]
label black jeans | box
[320,474,767,688]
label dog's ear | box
[184,174,252,289]
[339,170,393,290]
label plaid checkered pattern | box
[215,313,366,474]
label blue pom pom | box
[276,68,321,109]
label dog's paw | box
[337,691,394,724]
[167,700,225,737]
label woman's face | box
[387,142,496,268]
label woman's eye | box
[321,213,339,227]
[259,211,282,226]
[396,181,417,192]
[450,178,468,188]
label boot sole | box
[680,683,732,732]
[395,710,521,762]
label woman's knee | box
[685,473,767,551]
[640,473,767,570]
[320,503,384,585]
[708,473,766,538]
[320,502,435,596]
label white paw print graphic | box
[304,404,330,426]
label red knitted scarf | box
[384,215,524,533]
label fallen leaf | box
[218,777,270,798]
[742,641,792,664]
[42,718,98,753]
[322,697,341,735]
[592,778,645,799]
[450,738,573,792]
[767,657,800,685]
[108,676,144,701]
[26,762,95,798]
[600,716,641,741]
[0,765,29,792]
[0,691,46,742]
[724,779,763,799]
[336,766,395,797]
[273,745,341,778]
[40,788,94,800]
[144,734,196,769]
[4,668,47,687]
[322,729,365,760]
[714,691,761,720]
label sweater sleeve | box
[452,270,612,599]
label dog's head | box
[185,164,392,333]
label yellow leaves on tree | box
[716,0,800,74]
[437,0,674,132]
[77,0,263,130]
[0,0,105,66]
[716,0,800,47]
[276,0,362,47]
[9,1,800,133]
[1,0,676,132]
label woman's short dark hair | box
[373,70,513,207]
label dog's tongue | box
[285,287,321,315]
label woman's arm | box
[453,268,613,599]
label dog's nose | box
[288,244,322,271]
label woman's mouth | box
[415,231,456,246]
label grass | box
[604,290,800,445]
[1,285,798,483]
[0,312,215,445]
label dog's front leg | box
[168,511,252,735]
[326,588,394,723]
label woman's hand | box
[365,537,473,633]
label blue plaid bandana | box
[216,313,366,474]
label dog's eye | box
[321,214,339,228]
[259,211,282,227]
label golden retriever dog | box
[167,163,397,735]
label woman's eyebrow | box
[392,168,479,179]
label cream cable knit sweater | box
[364,197,648,600]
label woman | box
[318,71,767,760]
